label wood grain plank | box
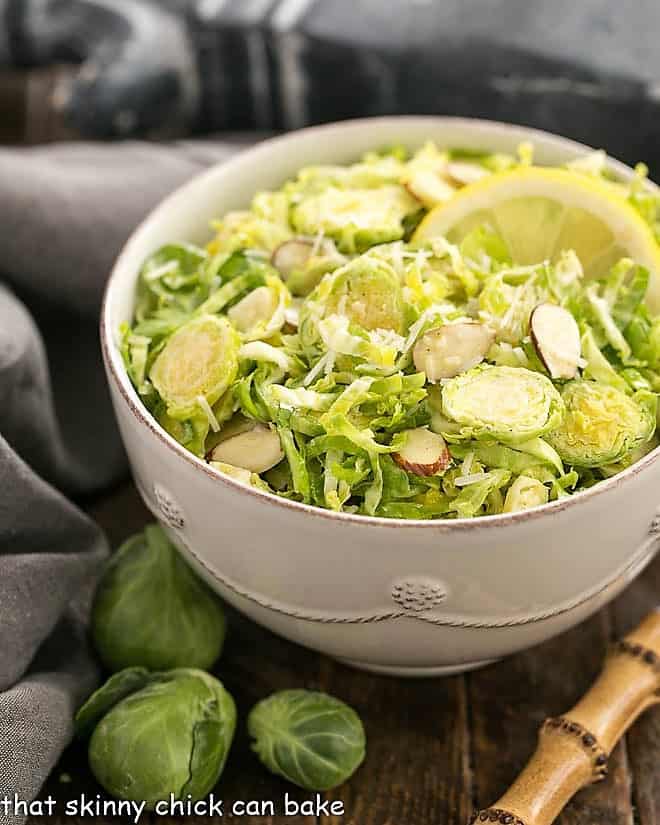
[320,667,473,825]
[611,553,660,825]
[468,610,635,825]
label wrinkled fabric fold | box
[0,137,254,823]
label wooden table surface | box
[28,481,660,825]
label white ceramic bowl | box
[101,117,660,677]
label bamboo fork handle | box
[470,610,660,825]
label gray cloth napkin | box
[0,137,254,824]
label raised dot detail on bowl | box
[391,576,448,612]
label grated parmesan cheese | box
[197,395,220,432]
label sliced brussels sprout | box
[291,185,418,253]
[530,303,581,380]
[208,208,291,256]
[323,257,405,333]
[92,524,226,672]
[392,428,451,476]
[599,436,659,477]
[84,669,236,808]
[441,365,565,444]
[503,475,549,513]
[547,380,655,467]
[209,422,284,473]
[298,257,406,364]
[248,689,366,791]
[150,315,239,418]
[413,322,495,381]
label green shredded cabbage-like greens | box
[122,143,660,519]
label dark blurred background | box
[1,0,660,172]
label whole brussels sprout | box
[547,380,656,467]
[76,668,236,808]
[92,524,226,672]
[248,689,366,791]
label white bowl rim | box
[101,115,660,533]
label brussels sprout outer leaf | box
[89,669,236,809]
[248,689,366,791]
[181,685,237,800]
[92,525,226,672]
[74,667,150,739]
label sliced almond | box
[413,322,495,381]
[283,303,300,330]
[445,161,489,187]
[393,428,451,477]
[530,303,581,380]
[227,286,276,333]
[404,170,456,208]
[209,423,284,473]
[271,237,336,278]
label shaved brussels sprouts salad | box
[121,141,660,519]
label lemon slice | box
[413,167,660,312]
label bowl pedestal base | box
[337,656,499,678]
